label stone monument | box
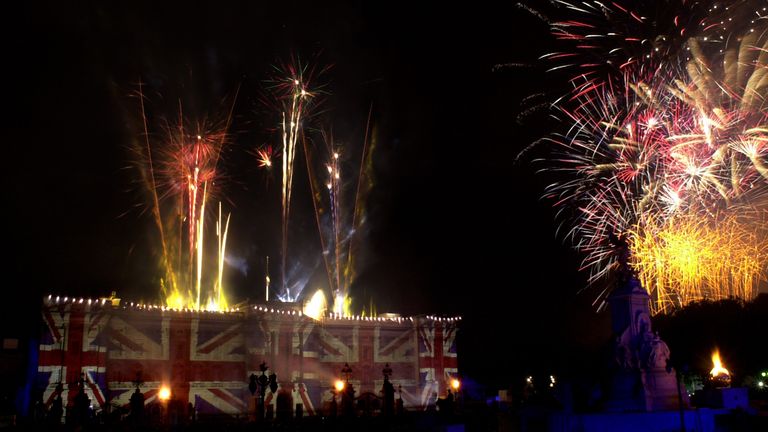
[605,234,688,412]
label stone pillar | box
[606,274,688,411]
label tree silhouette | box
[653,293,768,382]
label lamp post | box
[341,363,352,383]
[667,358,687,432]
[340,363,355,417]
[450,378,461,392]
[330,379,344,417]
[158,385,171,426]
[383,363,392,380]
[382,363,395,417]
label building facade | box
[35,296,459,417]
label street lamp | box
[341,363,353,383]
[383,363,393,381]
[334,380,345,392]
[157,385,171,425]
[339,363,355,417]
[382,363,395,416]
[451,378,461,392]
[158,387,171,401]
[329,380,345,418]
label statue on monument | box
[612,331,635,370]
[609,232,634,283]
[646,332,671,370]
[605,232,687,411]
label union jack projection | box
[35,297,460,418]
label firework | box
[263,61,323,301]
[530,1,768,313]
[302,288,328,320]
[255,145,274,168]
[536,1,762,86]
[630,212,766,313]
[133,84,236,311]
[303,110,375,316]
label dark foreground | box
[5,402,768,432]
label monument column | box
[605,235,688,412]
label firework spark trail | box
[328,144,347,315]
[195,183,207,310]
[305,116,373,315]
[529,0,768,313]
[216,201,231,309]
[280,77,311,300]
[137,82,178,294]
[304,132,344,310]
[177,88,239,307]
[169,123,219,310]
[630,212,767,313]
[133,86,237,311]
[303,137,335,297]
[328,146,342,300]
[262,59,330,301]
[344,105,374,301]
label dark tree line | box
[653,293,768,382]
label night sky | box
[6,2,609,388]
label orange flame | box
[710,349,730,377]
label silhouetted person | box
[129,388,144,426]
[32,392,46,424]
[269,373,278,393]
[254,362,273,421]
[341,383,355,417]
[381,377,395,416]
[70,375,91,426]
[249,374,258,397]
[49,394,63,426]
[329,394,338,417]
[276,386,293,421]
[441,389,455,416]
[426,391,438,412]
